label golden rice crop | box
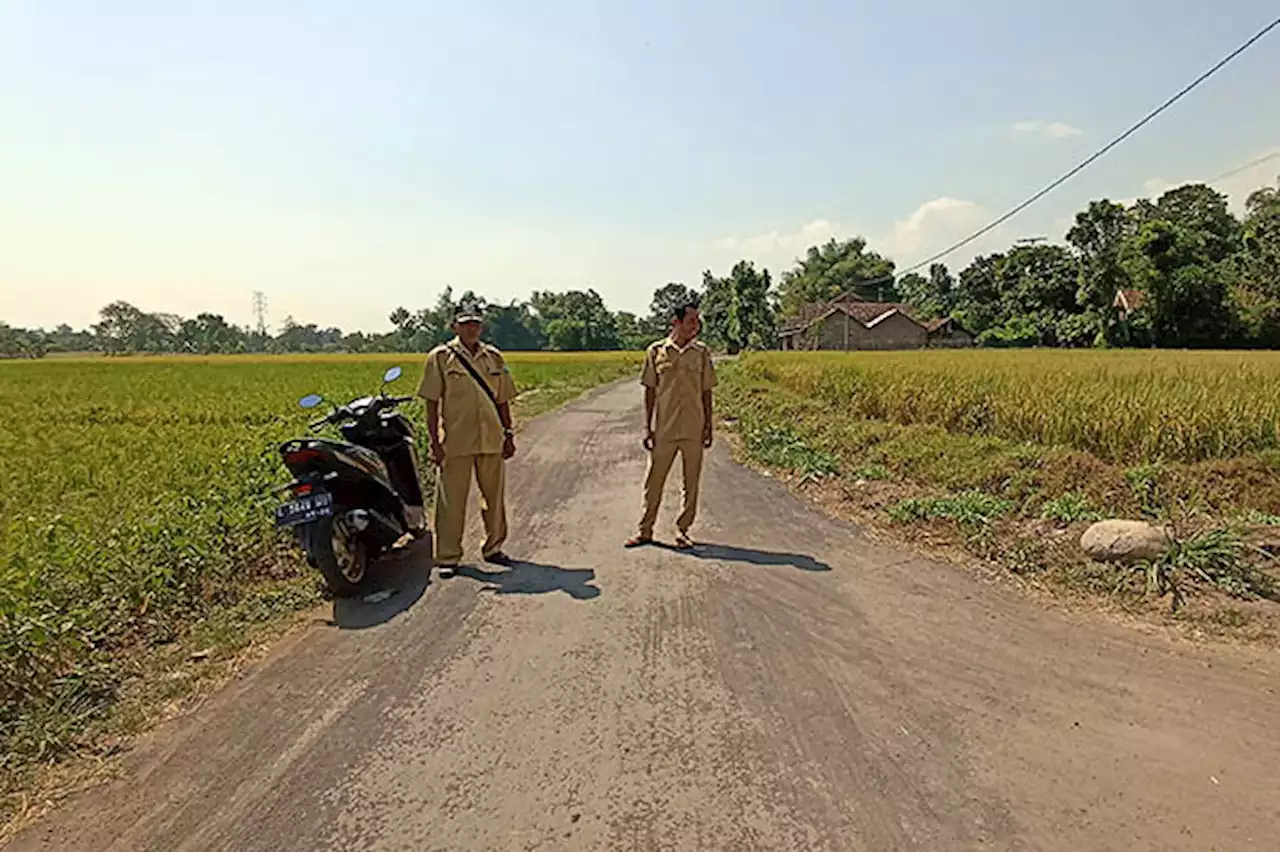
[0,352,641,783]
[737,350,1280,465]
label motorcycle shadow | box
[330,535,433,631]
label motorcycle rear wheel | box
[299,512,368,597]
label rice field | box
[0,352,642,787]
[736,350,1280,465]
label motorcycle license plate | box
[275,491,334,527]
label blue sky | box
[2,0,1278,331]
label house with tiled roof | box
[777,293,973,350]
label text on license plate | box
[275,491,334,527]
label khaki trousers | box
[638,439,704,538]
[434,453,507,565]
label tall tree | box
[483,301,545,351]
[92,301,149,354]
[1242,176,1280,299]
[43,324,93,354]
[951,255,1003,337]
[614,312,656,350]
[776,237,897,315]
[0,323,46,358]
[1067,199,1134,344]
[1124,220,1233,348]
[898,263,956,319]
[1150,183,1241,265]
[725,260,776,352]
[1001,244,1079,315]
[648,282,699,328]
[952,245,1084,346]
[414,286,461,349]
[700,262,776,352]
[178,313,246,354]
[273,317,343,352]
[529,289,620,351]
[92,300,145,353]
[698,269,732,351]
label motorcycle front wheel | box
[299,512,368,598]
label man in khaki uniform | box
[625,303,717,550]
[417,309,518,571]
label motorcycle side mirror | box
[382,366,403,384]
[299,394,324,409]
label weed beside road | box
[0,352,641,816]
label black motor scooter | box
[274,366,427,596]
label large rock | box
[1080,520,1171,563]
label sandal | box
[624,535,653,549]
[674,534,694,550]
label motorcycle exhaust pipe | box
[346,508,402,548]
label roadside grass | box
[1139,527,1278,612]
[887,491,1014,526]
[0,352,641,821]
[718,355,1280,641]
[1038,492,1104,524]
[741,421,840,481]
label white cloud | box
[879,196,1026,272]
[1011,119,1083,140]
[705,195,1018,279]
[712,218,842,257]
[879,197,987,259]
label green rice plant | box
[737,350,1280,465]
[0,352,640,795]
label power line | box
[890,13,1280,280]
[1208,150,1280,184]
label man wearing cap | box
[624,303,717,550]
[417,308,518,572]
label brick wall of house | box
[803,310,929,350]
[850,312,928,350]
[817,313,848,349]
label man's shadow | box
[655,541,831,572]
[450,559,601,600]
[331,538,432,630]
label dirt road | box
[11,380,1280,851]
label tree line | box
[0,271,777,358]
[4,175,1278,357]
[775,176,1280,348]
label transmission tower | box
[252,291,268,336]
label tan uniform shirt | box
[641,337,717,443]
[417,338,518,457]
